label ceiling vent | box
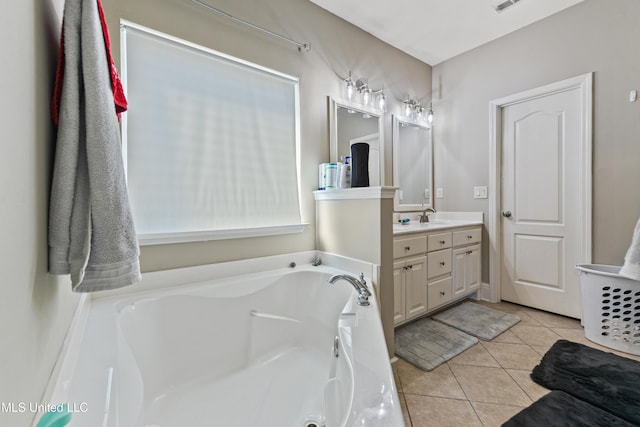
[493,0,522,13]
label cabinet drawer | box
[427,248,452,279]
[428,232,452,252]
[453,227,482,247]
[394,235,427,259]
[428,276,452,310]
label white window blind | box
[121,22,303,244]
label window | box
[121,22,304,244]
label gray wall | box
[0,1,81,426]
[432,0,640,281]
[102,0,432,272]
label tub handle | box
[334,336,340,358]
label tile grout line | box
[445,361,487,426]
[399,391,414,427]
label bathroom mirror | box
[329,97,384,186]
[392,115,433,211]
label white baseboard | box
[477,282,494,302]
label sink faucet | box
[328,273,371,306]
[419,207,437,223]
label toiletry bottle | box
[338,156,352,189]
[351,143,369,187]
[319,163,327,190]
[324,163,339,189]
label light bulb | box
[346,80,354,101]
[378,92,386,110]
[404,102,412,118]
[362,87,371,106]
[427,108,434,124]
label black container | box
[350,142,370,188]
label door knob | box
[502,210,512,218]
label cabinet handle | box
[440,261,446,266]
[466,250,473,255]
[405,246,411,251]
[466,235,473,239]
[439,240,445,245]
[440,291,446,296]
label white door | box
[500,83,590,318]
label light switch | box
[474,186,488,199]
[436,188,443,199]
[630,90,637,102]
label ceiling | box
[309,0,584,65]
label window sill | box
[138,223,309,246]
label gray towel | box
[49,0,141,292]
[620,217,640,281]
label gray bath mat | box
[432,301,520,341]
[395,318,478,371]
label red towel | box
[51,0,127,125]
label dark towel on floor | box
[502,391,637,427]
[531,340,640,425]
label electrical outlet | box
[424,188,430,199]
[436,188,443,199]
[473,186,488,199]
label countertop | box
[392,212,484,236]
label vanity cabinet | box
[393,224,482,326]
[393,235,428,324]
[452,228,482,298]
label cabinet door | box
[452,247,468,298]
[466,244,481,291]
[393,261,406,325]
[404,256,428,320]
[452,244,482,297]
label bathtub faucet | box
[328,274,371,306]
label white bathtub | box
[61,258,403,427]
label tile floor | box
[392,300,640,427]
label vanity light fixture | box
[341,71,385,111]
[403,98,433,124]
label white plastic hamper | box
[576,264,640,355]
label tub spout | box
[328,274,371,306]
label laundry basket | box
[576,264,640,355]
